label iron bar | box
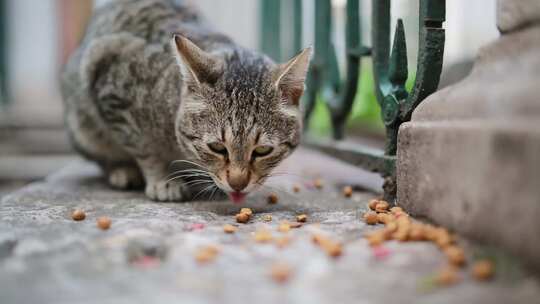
[260,0,282,61]
[261,0,446,202]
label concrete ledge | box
[397,120,540,271]
[497,0,540,33]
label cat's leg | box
[135,156,191,202]
[107,165,144,190]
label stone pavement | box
[1,149,539,304]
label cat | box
[61,0,311,203]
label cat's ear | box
[172,34,223,88]
[272,47,313,107]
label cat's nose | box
[227,168,249,192]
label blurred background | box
[0,0,498,191]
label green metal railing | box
[261,0,445,202]
[0,0,7,105]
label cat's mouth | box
[229,191,247,204]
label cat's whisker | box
[165,168,212,179]
[209,186,221,201]
[184,180,214,187]
[193,184,216,200]
[168,172,211,180]
[164,173,211,184]
[171,159,208,170]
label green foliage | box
[307,59,416,137]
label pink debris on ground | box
[132,256,161,269]
[187,223,205,231]
[372,246,391,260]
[303,182,315,190]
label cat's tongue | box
[229,191,247,204]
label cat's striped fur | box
[62,0,311,202]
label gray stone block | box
[397,120,540,271]
[397,15,540,271]
[413,25,540,122]
[497,0,540,33]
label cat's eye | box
[208,142,228,156]
[252,145,274,158]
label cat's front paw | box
[145,180,190,202]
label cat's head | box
[171,35,311,203]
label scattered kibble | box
[409,224,426,241]
[342,186,353,197]
[435,266,460,286]
[363,211,378,225]
[71,209,86,221]
[254,230,273,243]
[376,212,394,224]
[96,216,111,230]
[472,260,494,281]
[195,245,220,264]
[366,231,386,247]
[278,222,291,233]
[240,208,253,216]
[236,212,250,224]
[375,201,390,213]
[368,199,380,210]
[223,224,237,234]
[312,234,342,257]
[270,263,291,283]
[263,214,273,222]
[292,184,301,193]
[289,222,303,229]
[390,206,403,214]
[444,246,466,267]
[384,221,398,234]
[434,229,453,249]
[313,178,323,189]
[296,214,307,223]
[267,193,279,204]
[275,236,291,248]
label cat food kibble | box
[363,211,378,225]
[293,184,301,193]
[254,230,273,243]
[390,206,403,214]
[195,245,220,264]
[96,216,111,230]
[408,224,426,241]
[472,260,494,281]
[435,266,460,286]
[342,186,353,197]
[267,193,279,204]
[314,178,323,189]
[223,224,237,234]
[444,246,466,267]
[236,212,250,224]
[368,199,380,210]
[312,234,342,257]
[289,222,303,229]
[270,263,291,283]
[366,231,386,247]
[71,209,86,221]
[296,214,307,222]
[240,208,253,216]
[275,236,291,248]
[375,201,390,212]
[278,222,291,233]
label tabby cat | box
[61,0,311,203]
